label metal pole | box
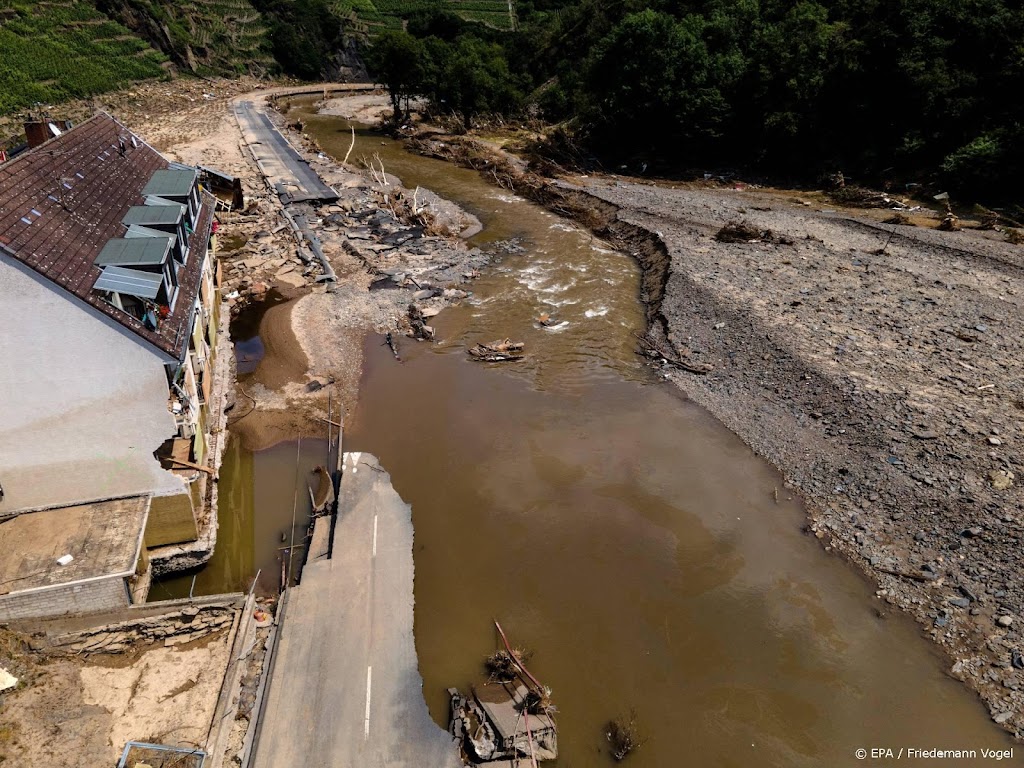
[286,439,301,587]
[327,388,333,467]
[248,568,262,598]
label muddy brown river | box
[165,100,1015,765]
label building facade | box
[0,114,225,616]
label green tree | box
[366,30,426,121]
[583,9,736,162]
[427,36,522,130]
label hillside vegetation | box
[97,0,277,75]
[350,0,514,31]
[0,0,167,115]
[0,0,510,116]
[370,0,1024,201]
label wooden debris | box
[485,647,533,684]
[877,565,936,583]
[606,708,646,761]
[632,331,712,374]
[468,338,524,362]
[164,457,215,475]
[384,331,402,362]
[828,185,909,209]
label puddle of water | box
[231,289,289,375]
[152,436,329,599]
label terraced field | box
[0,0,167,114]
[333,0,516,32]
[0,0,516,117]
[106,0,276,75]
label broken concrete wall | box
[40,603,236,655]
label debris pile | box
[938,204,962,232]
[406,303,435,340]
[468,339,524,362]
[606,709,646,762]
[715,221,792,245]
[450,622,557,765]
[484,647,533,683]
[828,184,913,210]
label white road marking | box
[364,666,373,739]
[351,451,362,474]
[372,514,378,558]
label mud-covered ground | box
[0,625,231,766]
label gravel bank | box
[575,177,1024,736]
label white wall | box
[0,255,186,513]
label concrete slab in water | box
[234,101,338,204]
[252,452,460,768]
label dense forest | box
[368,0,1024,199]
[1,0,1019,198]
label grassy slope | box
[0,0,167,114]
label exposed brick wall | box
[0,576,129,621]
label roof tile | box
[0,114,213,359]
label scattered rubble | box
[37,605,236,656]
[449,623,557,765]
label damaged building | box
[0,113,226,619]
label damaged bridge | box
[250,453,460,768]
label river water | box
[165,98,1014,765]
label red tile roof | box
[0,113,212,360]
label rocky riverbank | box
[402,130,1024,737]
[167,90,492,450]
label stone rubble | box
[38,605,237,656]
